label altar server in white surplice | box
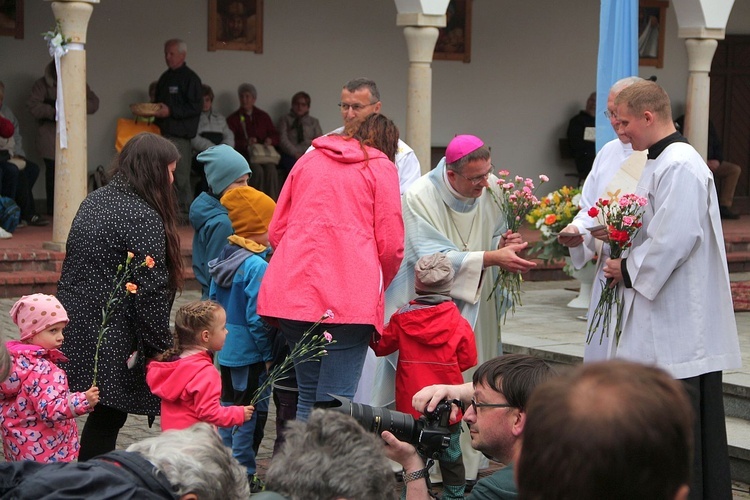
[609,80,740,499]
[559,77,648,362]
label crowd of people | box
[0,71,743,500]
[151,38,328,221]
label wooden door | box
[710,35,750,214]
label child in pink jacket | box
[1,294,99,462]
[146,300,254,431]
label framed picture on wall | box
[434,0,472,63]
[0,0,24,39]
[638,0,667,68]
[208,0,263,53]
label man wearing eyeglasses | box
[316,77,421,195]
[558,76,647,362]
[382,354,555,499]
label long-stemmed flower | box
[487,171,548,326]
[249,309,336,406]
[92,252,155,386]
[586,193,648,345]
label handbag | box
[239,116,280,165]
[115,117,161,152]
[249,143,281,166]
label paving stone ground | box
[1,289,749,497]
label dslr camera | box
[323,394,460,458]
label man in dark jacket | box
[566,91,597,181]
[154,39,202,218]
[0,423,249,499]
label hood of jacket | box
[146,351,212,402]
[208,245,254,288]
[1,341,68,398]
[6,339,68,363]
[189,191,226,231]
[310,134,387,165]
[394,300,464,347]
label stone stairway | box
[0,246,199,298]
[501,277,750,486]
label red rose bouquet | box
[488,170,548,325]
[586,193,648,346]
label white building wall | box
[0,0,747,199]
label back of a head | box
[414,252,454,296]
[517,360,693,500]
[350,114,399,163]
[615,80,672,123]
[127,423,249,499]
[220,185,275,239]
[115,133,179,203]
[114,133,183,290]
[472,353,555,410]
[265,409,397,500]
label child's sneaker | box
[248,474,265,493]
[0,227,12,239]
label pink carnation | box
[622,215,635,226]
[323,331,333,342]
[498,169,510,177]
[539,174,549,182]
[324,309,334,320]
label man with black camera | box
[382,354,554,499]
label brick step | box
[0,249,66,273]
[0,268,200,298]
[0,271,60,298]
[1,245,748,297]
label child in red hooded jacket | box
[371,252,477,499]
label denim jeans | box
[278,320,373,421]
[219,363,264,474]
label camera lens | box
[323,394,420,444]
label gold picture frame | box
[208,0,263,53]
[638,0,667,68]
[434,0,472,63]
[0,0,24,39]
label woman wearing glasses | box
[257,114,404,422]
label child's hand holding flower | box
[85,386,100,407]
[243,405,255,422]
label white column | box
[683,38,718,161]
[44,0,98,251]
[403,26,439,174]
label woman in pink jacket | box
[258,114,404,421]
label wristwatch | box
[402,467,429,484]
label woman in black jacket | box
[58,133,184,460]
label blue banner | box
[596,0,639,151]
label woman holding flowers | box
[257,114,404,421]
[58,133,184,460]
